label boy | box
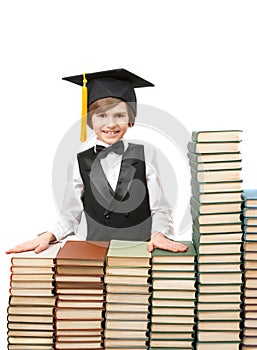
[6,69,187,254]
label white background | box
[1,0,257,348]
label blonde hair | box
[88,97,135,129]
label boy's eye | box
[115,113,125,118]
[97,113,106,118]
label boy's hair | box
[88,97,135,129]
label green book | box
[189,159,242,171]
[152,241,196,264]
[187,151,242,163]
[191,130,242,143]
[187,141,241,154]
[190,196,242,215]
[106,240,151,267]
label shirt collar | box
[94,139,128,153]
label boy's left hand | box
[147,232,188,253]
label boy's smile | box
[92,102,129,145]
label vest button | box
[105,214,110,219]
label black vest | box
[77,143,152,242]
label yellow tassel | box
[81,73,87,142]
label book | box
[152,289,196,299]
[188,151,242,163]
[56,266,104,275]
[192,190,243,203]
[198,254,242,263]
[188,141,241,154]
[197,243,242,254]
[198,272,242,284]
[243,207,257,217]
[189,160,242,171]
[198,262,242,272]
[106,240,150,267]
[196,342,241,350]
[9,296,56,306]
[194,223,243,234]
[151,241,196,264]
[242,189,257,207]
[191,179,242,194]
[198,320,241,331]
[198,293,242,303]
[195,232,243,244]
[192,130,242,142]
[56,241,109,266]
[191,209,242,225]
[191,168,242,183]
[10,243,61,266]
[106,293,150,304]
[191,197,242,214]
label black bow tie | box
[95,141,124,158]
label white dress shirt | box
[48,139,174,241]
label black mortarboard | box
[62,68,154,141]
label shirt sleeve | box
[47,158,84,241]
[145,147,175,240]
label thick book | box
[197,253,242,263]
[198,272,243,284]
[242,189,257,207]
[243,207,257,217]
[192,130,242,142]
[198,320,241,331]
[191,208,242,225]
[11,243,62,267]
[56,241,109,266]
[191,168,242,183]
[190,159,242,171]
[106,240,150,267]
[193,222,243,234]
[191,196,242,214]
[106,293,150,304]
[151,241,196,264]
[188,151,242,163]
[188,141,241,154]
[194,232,243,244]
[192,190,243,204]
[9,296,56,306]
[198,262,243,272]
[191,179,243,194]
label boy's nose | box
[106,116,116,126]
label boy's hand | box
[5,231,56,255]
[147,232,188,253]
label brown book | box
[55,275,103,283]
[55,340,102,349]
[55,307,104,319]
[56,319,103,330]
[8,305,55,316]
[56,266,104,275]
[57,300,105,308]
[56,241,109,266]
[56,330,103,336]
[8,345,54,350]
[9,296,56,306]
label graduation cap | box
[62,68,154,142]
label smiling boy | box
[6,69,187,254]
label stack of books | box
[242,189,257,349]
[149,241,196,349]
[188,130,244,350]
[104,240,151,350]
[55,241,109,350]
[7,243,61,350]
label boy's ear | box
[128,122,134,128]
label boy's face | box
[92,101,130,145]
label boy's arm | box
[145,148,188,253]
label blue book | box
[242,189,257,208]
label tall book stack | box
[7,243,61,350]
[188,130,244,350]
[104,240,151,350]
[149,241,196,350]
[242,189,257,349]
[55,241,109,350]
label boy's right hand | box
[5,231,56,255]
